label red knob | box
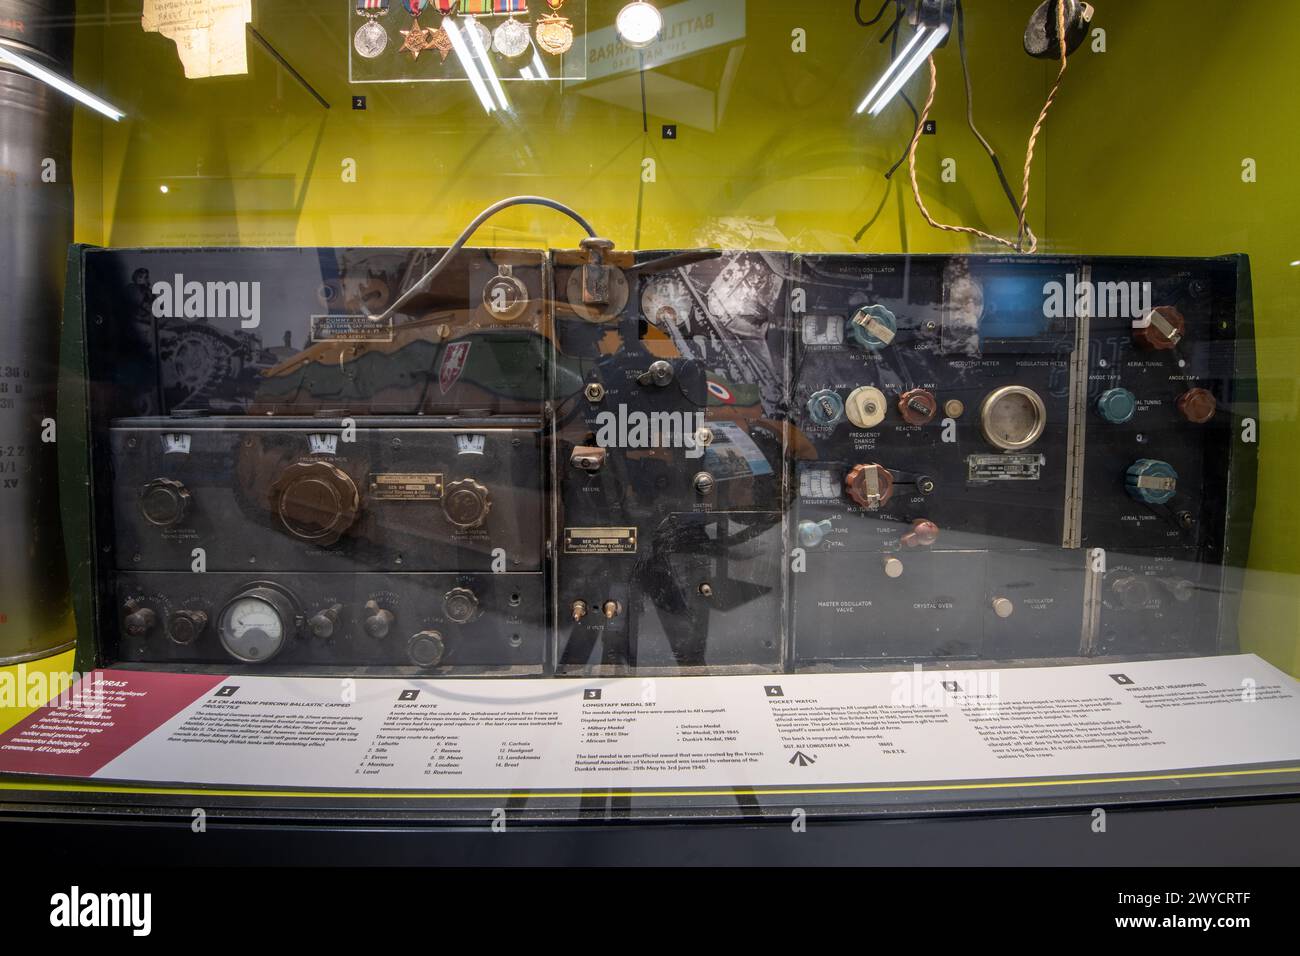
[1177,387,1217,424]
[898,389,938,426]
[901,519,940,548]
[1133,306,1185,350]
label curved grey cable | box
[375,195,600,322]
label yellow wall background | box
[70,0,1051,251]
[1045,2,1300,674]
[31,0,1293,679]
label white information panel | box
[3,654,1294,793]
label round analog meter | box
[218,586,297,663]
[980,386,1047,451]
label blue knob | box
[845,305,897,351]
[1126,459,1178,505]
[1097,387,1137,424]
[807,389,845,426]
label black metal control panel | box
[550,250,787,674]
[69,246,1255,676]
[787,255,1253,667]
[77,246,550,675]
[110,420,544,574]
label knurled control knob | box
[140,478,191,528]
[846,304,897,350]
[1097,387,1138,425]
[807,389,845,426]
[1111,575,1154,611]
[1126,459,1178,505]
[442,478,492,530]
[124,606,157,638]
[407,631,446,668]
[166,609,208,645]
[363,600,395,639]
[901,519,940,548]
[443,588,480,624]
[308,605,341,639]
[1177,387,1218,424]
[845,387,887,429]
[1133,306,1185,350]
[897,389,938,426]
[845,463,894,511]
[272,460,361,546]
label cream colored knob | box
[991,597,1015,619]
[845,386,887,429]
[883,556,904,579]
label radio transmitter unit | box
[64,241,1256,677]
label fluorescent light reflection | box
[0,42,125,120]
[463,18,509,112]
[444,19,495,113]
[855,23,950,117]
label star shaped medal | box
[399,0,435,59]
[427,0,457,62]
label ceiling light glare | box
[617,1,662,49]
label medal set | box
[353,0,575,63]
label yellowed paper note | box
[142,0,252,79]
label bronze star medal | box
[428,24,453,61]
[400,15,435,59]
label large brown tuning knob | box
[272,460,361,546]
[1133,306,1185,350]
[1177,387,1217,424]
[140,478,191,527]
[845,463,894,511]
[442,478,492,529]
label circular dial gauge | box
[640,275,693,331]
[218,588,295,663]
[980,386,1047,451]
[482,269,530,321]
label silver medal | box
[466,16,493,54]
[492,17,531,58]
[354,19,389,59]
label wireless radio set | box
[65,208,1255,677]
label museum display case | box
[0,0,1297,853]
